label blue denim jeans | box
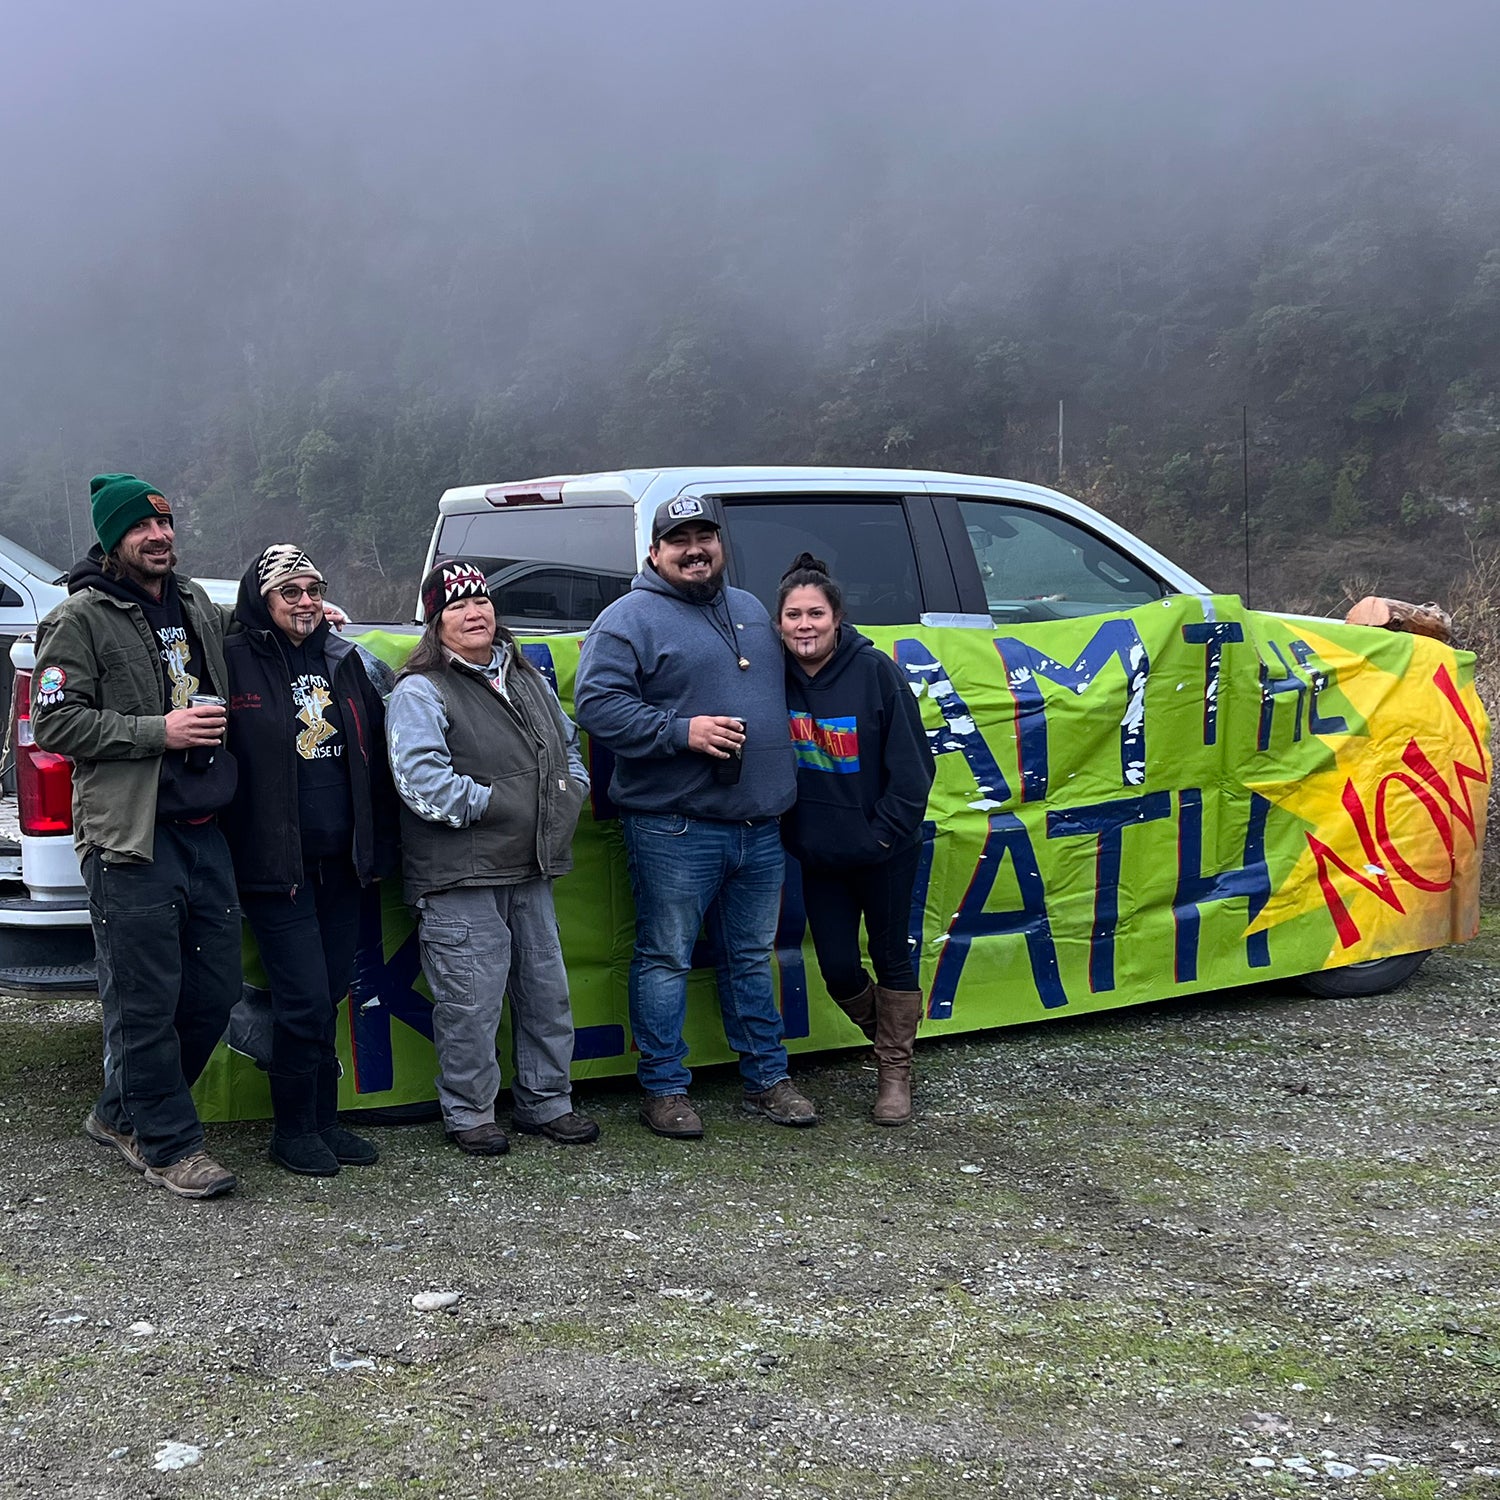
[621,813,790,1096]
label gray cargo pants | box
[415,879,576,1131]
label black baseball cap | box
[651,493,727,544]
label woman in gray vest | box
[386,560,599,1154]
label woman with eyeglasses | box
[222,545,400,1176]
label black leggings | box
[801,843,921,999]
[241,855,363,1078]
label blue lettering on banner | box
[1257,640,1307,750]
[1172,788,1272,982]
[347,891,433,1096]
[993,621,1151,799]
[1045,792,1173,993]
[1180,620,1245,746]
[928,811,1065,1018]
[521,642,557,690]
[1288,639,1350,736]
[893,640,1013,806]
[344,886,626,1088]
[774,856,811,1040]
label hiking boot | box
[82,1110,147,1174]
[639,1093,704,1139]
[269,1130,340,1177]
[143,1151,237,1200]
[514,1110,602,1146]
[742,1078,819,1127]
[321,1124,380,1166]
[446,1122,511,1156]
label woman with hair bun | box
[777,552,935,1125]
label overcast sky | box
[3,0,1497,449]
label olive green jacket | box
[32,576,230,863]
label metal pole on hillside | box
[1241,405,1251,607]
[59,429,77,561]
[1057,400,1064,480]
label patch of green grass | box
[1365,1468,1446,1500]
[1454,908,1500,966]
[493,1283,1346,1429]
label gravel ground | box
[1,934,1498,1500]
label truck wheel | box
[1298,951,1430,998]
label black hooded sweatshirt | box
[221,565,399,892]
[67,549,238,822]
[781,626,935,868]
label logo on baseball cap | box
[651,494,726,544]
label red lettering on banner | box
[1429,663,1489,831]
[1306,663,1485,946]
[1374,771,1453,893]
[1306,780,1406,948]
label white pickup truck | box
[0,464,1455,1006]
[0,466,1204,989]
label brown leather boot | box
[833,979,878,1042]
[871,987,923,1126]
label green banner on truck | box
[196,595,1489,1119]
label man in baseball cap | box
[575,495,817,1138]
[650,493,727,544]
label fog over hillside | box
[3,1,1499,611]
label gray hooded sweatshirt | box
[574,567,795,821]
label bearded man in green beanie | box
[31,474,243,1199]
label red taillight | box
[484,484,565,507]
[13,668,74,836]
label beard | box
[678,579,721,605]
[109,544,178,581]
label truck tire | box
[1298,950,1430,998]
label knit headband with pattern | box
[421,560,490,620]
[255,544,326,597]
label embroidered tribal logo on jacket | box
[788,712,860,774]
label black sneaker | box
[514,1110,601,1146]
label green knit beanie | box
[89,473,172,555]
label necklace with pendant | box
[704,593,750,669]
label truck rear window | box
[720,499,922,623]
[434,507,636,631]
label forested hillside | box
[3,109,1497,622]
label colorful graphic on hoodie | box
[789,712,860,774]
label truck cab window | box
[719,499,922,624]
[955,498,1166,624]
[433,507,635,630]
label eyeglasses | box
[273,582,325,603]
